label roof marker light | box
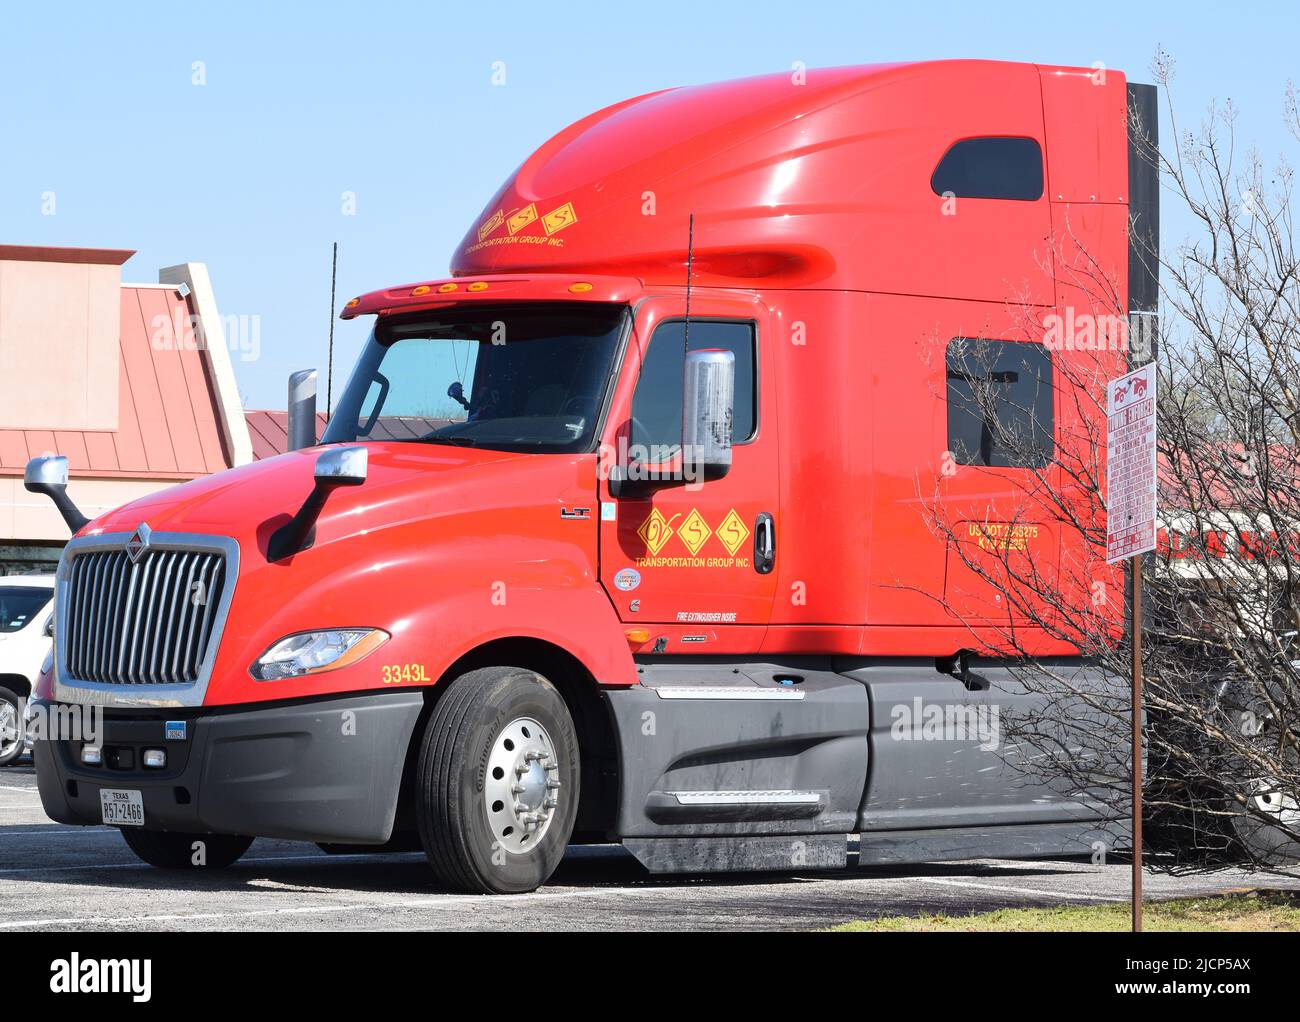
[467,281,489,292]
[345,297,361,309]
[569,282,593,293]
[437,283,458,293]
[410,285,431,296]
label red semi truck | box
[28,60,1154,892]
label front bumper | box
[33,690,424,844]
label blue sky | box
[2,0,1296,409]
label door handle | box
[754,512,775,574]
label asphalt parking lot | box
[3,762,1298,931]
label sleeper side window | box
[931,137,1044,201]
[946,338,1054,468]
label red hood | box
[83,442,535,559]
[67,440,611,707]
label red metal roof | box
[245,410,329,460]
[0,285,231,479]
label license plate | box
[99,788,144,827]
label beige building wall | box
[0,476,186,543]
[0,249,250,550]
[0,255,124,431]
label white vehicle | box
[0,574,55,767]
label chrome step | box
[668,789,822,806]
[653,685,804,701]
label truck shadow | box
[10,836,1099,898]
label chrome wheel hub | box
[0,700,19,757]
[484,716,562,854]
[1249,778,1300,827]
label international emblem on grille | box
[61,533,231,687]
[124,522,152,563]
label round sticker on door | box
[614,568,642,592]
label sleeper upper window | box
[931,137,1044,201]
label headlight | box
[250,629,388,681]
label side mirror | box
[25,455,68,489]
[682,348,734,482]
[267,446,368,561]
[314,445,368,486]
[609,348,735,497]
[287,369,318,451]
[23,456,89,534]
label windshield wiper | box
[418,434,479,446]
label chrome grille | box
[62,548,227,685]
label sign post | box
[1105,362,1158,933]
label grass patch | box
[831,890,1300,932]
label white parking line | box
[0,851,418,876]
[0,884,664,929]
[914,876,1125,902]
[0,828,114,838]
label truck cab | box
[30,60,1149,891]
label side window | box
[946,339,1054,468]
[630,320,756,456]
[931,137,1044,201]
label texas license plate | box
[99,788,144,827]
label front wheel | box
[1225,702,1300,866]
[0,688,24,768]
[121,829,253,870]
[416,666,580,893]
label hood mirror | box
[315,446,368,485]
[23,456,89,534]
[268,446,368,561]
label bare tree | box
[922,49,1300,872]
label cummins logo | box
[49,954,152,1002]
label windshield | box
[322,303,627,453]
[0,586,51,633]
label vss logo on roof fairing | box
[468,200,579,253]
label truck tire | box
[415,666,580,893]
[1226,705,1300,866]
[121,829,253,870]
[0,687,24,768]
